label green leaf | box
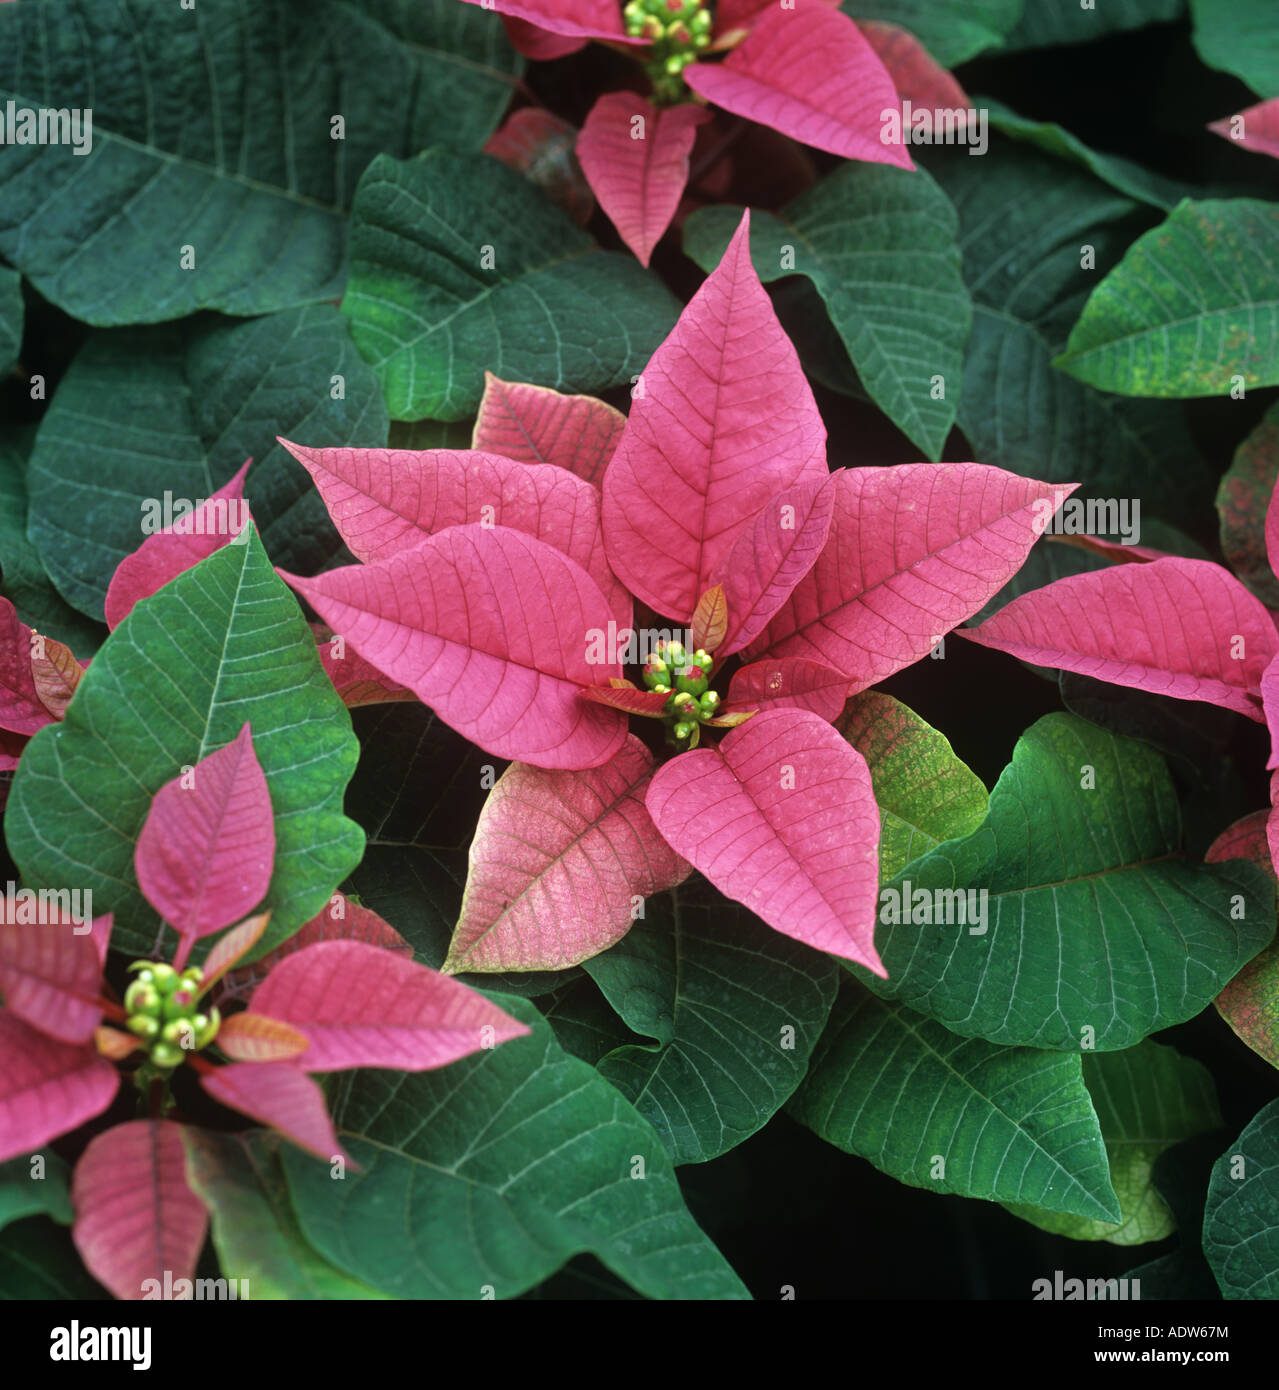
[0,266,20,377]
[543,976,643,1066]
[854,713,1276,1051]
[1217,402,1279,608]
[1203,1098,1279,1298]
[788,981,1121,1223]
[281,994,749,1300]
[1191,0,1279,97]
[0,426,103,652]
[181,1128,387,1300]
[4,528,365,962]
[26,304,388,622]
[0,0,520,325]
[982,99,1188,210]
[840,0,1023,65]
[1004,0,1183,51]
[682,165,970,461]
[343,704,572,998]
[580,876,838,1165]
[387,418,475,451]
[834,691,988,880]
[1055,200,1279,396]
[933,148,1214,526]
[1005,1041,1222,1244]
[0,1153,72,1233]
[343,150,680,421]
[0,1217,107,1299]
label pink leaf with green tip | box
[961,557,1277,723]
[279,439,628,622]
[713,478,835,655]
[216,1011,311,1062]
[248,940,531,1070]
[645,707,883,972]
[750,465,1072,691]
[200,1063,350,1165]
[1206,811,1279,1071]
[1209,98,1279,161]
[725,657,846,721]
[576,94,709,266]
[579,683,672,718]
[103,461,251,631]
[0,916,104,1044]
[0,598,54,736]
[602,211,827,620]
[198,912,270,993]
[216,897,411,1005]
[684,2,912,167]
[71,1120,208,1301]
[472,374,626,487]
[134,722,275,960]
[445,735,690,973]
[0,1012,118,1162]
[280,527,628,771]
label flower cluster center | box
[624,0,712,104]
[124,961,220,1070]
[642,639,720,746]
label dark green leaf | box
[181,1128,387,1299]
[682,165,970,460]
[0,0,520,324]
[0,1217,107,1299]
[0,1152,72,1232]
[0,267,20,376]
[26,304,388,622]
[1203,1098,1279,1298]
[582,876,839,1164]
[982,98,1189,209]
[343,150,680,420]
[840,0,1023,65]
[834,691,988,880]
[1191,0,1279,97]
[932,146,1213,527]
[1055,200,1279,397]
[1005,0,1183,51]
[1005,1040,1222,1244]
[854,713,1276,1051]
[281,994,749,1299]
[789,981,1121,1223]
[5,529,365,962]
[0,425,102,652]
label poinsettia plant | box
[0,721,527,1299]
[279,214,1066,978]
[2,0,1279,1320]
